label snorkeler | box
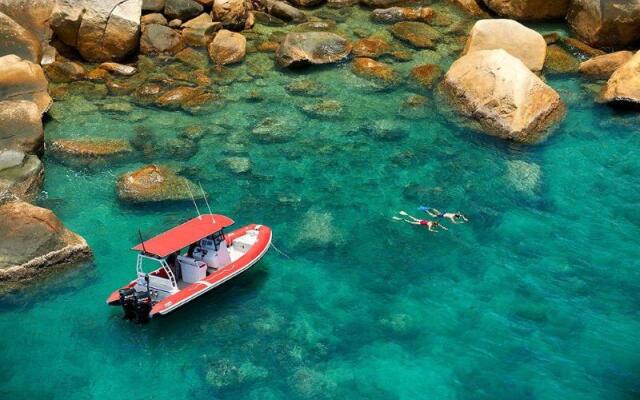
[419,206,468,224]
[393,211,448,233]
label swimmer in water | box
[394,211,447,233]
[419,206,468,224]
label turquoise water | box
[2,4,640,399]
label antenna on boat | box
[198,182,215,224]
[138,229,148,254]
[185,183,202,220]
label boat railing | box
[136,254,178,290]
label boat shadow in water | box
[142,261,271,331]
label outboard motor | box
[119,287,152,324]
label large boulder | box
[0,201,91,282]
[213,0,248,29]
[601,51,640,105]
[276,32,351,67]
[263,0,307,22]
[449,0,489,17]
[567,0,640,49]
[352,37,390,58]
[164,0,203,20]
[0,100,43,154]
[140,24,185,54]
[463,19,547,71]
[371,7,433,23]
[481,0,569,20]
[0,0,55,41]
[0,150,43,201]
[0,11,41,62]
[442,49,565,143]
[0,55,51,114]
[116,164,201,203]
[352,57,397,84]
[579,51,634,79]
[389,21,439,49]
[288,0,324,7]
[208,29,246,65]
[50,0,142,62]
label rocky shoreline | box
[1,0,639,284]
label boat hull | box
[107,224,272,319]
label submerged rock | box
[409,63,441,89]
[263,0,307,23]
[164,0,203,20]
[99,62,137,76]
[176,47,209,68]
[463,19,547,71]
[366,119,408,141]
[286,79,326,96]
[49,139,133,164]
[205,359,268,389]
[251,117,296,143]
[44,60,86,83]
[276,32,351,67]
[579,51,634,79]
[352,37,390,58]
[601,52,640,106]
[351,57,397,84]
[117,164,201,203]
[294,210,343,249]
[481,0,569,20]
[0,150,43,201]
[567,0,640,48]
[50,0,142,62]
[0,100,44,154]
[140,24,185,55]
[219,156,252,174]
[389,21,439,49]
[506,159,540,195]
[0,201,91,282]
[544,45,580,74]
[443,49,564,143]
[0,55,51,114]
[300,99,344,118]
[371,7,433,23]
[208,30,246,65]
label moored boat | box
[107,214,272,322]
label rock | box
[567,0,640,48]
[443,49,565,143]
[293,20,337,32]
[276,32,351,67]
[294,210,342,249]
[43,60,86,83]
[252,117,296,143]
[398,94,429,119]
[288,0,324,7]
[133,82,163,105]
[481,0,569,20]
[85,67,111,82]
[49,138,132,165]
[263,0,307,23]
[327,0,358,7]
[117,164,201,203]
[301,99,344,118]
[0,100,43,154]
[168,18,183,27]
[360,0,419,8]
[449,0,489,17]
[544,45,579,74]
[366,119,407,141]
[155,86,210,109]
[102,102,134,113]
[252,11,286,26]
[506,159,540,194]
[140,24,185,54]
[164,0,203,20]
[0,0,55,42]
[0,11,41,62]
[286,79,326,96]
[561,37,606,58]
[208,29,246,65]
[0,150,42,201]
[141,13,168,26]
[409,63,441,89]
[463,19,547,71]
[99,62,137,76]
[352,57,397,84]
[371,7,433,23]
[0,201,91,281]
[601,51,640,105]
[143,0,165,11]
[352,37,390,58]
[543,32,561,45]
[389,21,439,49]
[51,0,142,62]
[182,13,222,46]
[579,51,634,79]
[0,55,51,114]
[213,0,247,29]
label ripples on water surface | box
[1,4,640,399]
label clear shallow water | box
[2,4,640,399]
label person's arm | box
[426,210,438,217]
[428,226,437,232]
[440,225,448,230]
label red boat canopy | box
[132,214,234,257]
